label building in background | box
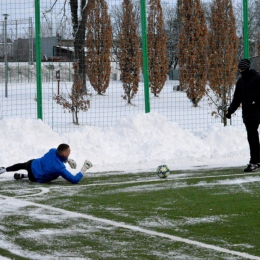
[12,36,74,62]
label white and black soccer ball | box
[156,165,170,178]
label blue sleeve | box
[59,168,83,184]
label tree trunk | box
[70,0,96,94]
[71,106,79,125]
[72,106,76,124]
[74,33,87,93]
[75,106,79,125]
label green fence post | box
[35,0,43,119]
[243,0,249,59]
[140,0,150,113]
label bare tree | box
[40,22,52,38]
[109,4,123,68]
[110,0,141,68]
[147,0,168,97]
[110,0,141,38]
[53,62,90,125]
[43,1,93,90]
[70,0,96,93]
[85,0,113,95]
[233,0,260,59]
[178,0,208,107]
[200,1,211,27]
[56,15,73,40]
[163,0,182,71]
[207,0,238,126]
[118,0,141,104]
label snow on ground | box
[0,111,249,181]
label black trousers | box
[244,121,260,164]
[6,159,36,182]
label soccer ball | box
[156,165,170,178]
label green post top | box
[140,0,150,113]
[35,0,43,119]
[243,0,249,59]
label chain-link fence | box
[0,0,254,133]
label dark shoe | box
[14,173,26,180]
[244,164,259,172]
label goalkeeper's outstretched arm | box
[60,169,83,184]
[59,159,93,184]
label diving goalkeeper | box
[0,143,92,184]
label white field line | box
[0,194,260,260]
[50,171,260,190]
[1,169,259,188]
[1,171,260,196]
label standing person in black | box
[226,59,260,172]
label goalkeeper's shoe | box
[14,173,27,180]
[0,167,6,174]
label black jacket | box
[228,69,260,123]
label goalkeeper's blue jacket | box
[31,148,83,184]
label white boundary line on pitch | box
[52,171,260,190]
[1,169,259,188]
[1,171,260,195]
[0,194,260,260]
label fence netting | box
[0,0,254,134]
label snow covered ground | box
[0,111,249,180]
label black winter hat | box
[238,59,250,70]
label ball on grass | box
[156,165,170,178]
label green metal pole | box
[243,0,249,59]
[140,0,150,113]
[35,0,43,119]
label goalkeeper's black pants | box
[6,159,37,182]
[244,121,260,164]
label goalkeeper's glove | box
[81,159,93,173]
[67,158,77,169]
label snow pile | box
[0,112,249,178]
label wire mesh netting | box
[0,0,254,134]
